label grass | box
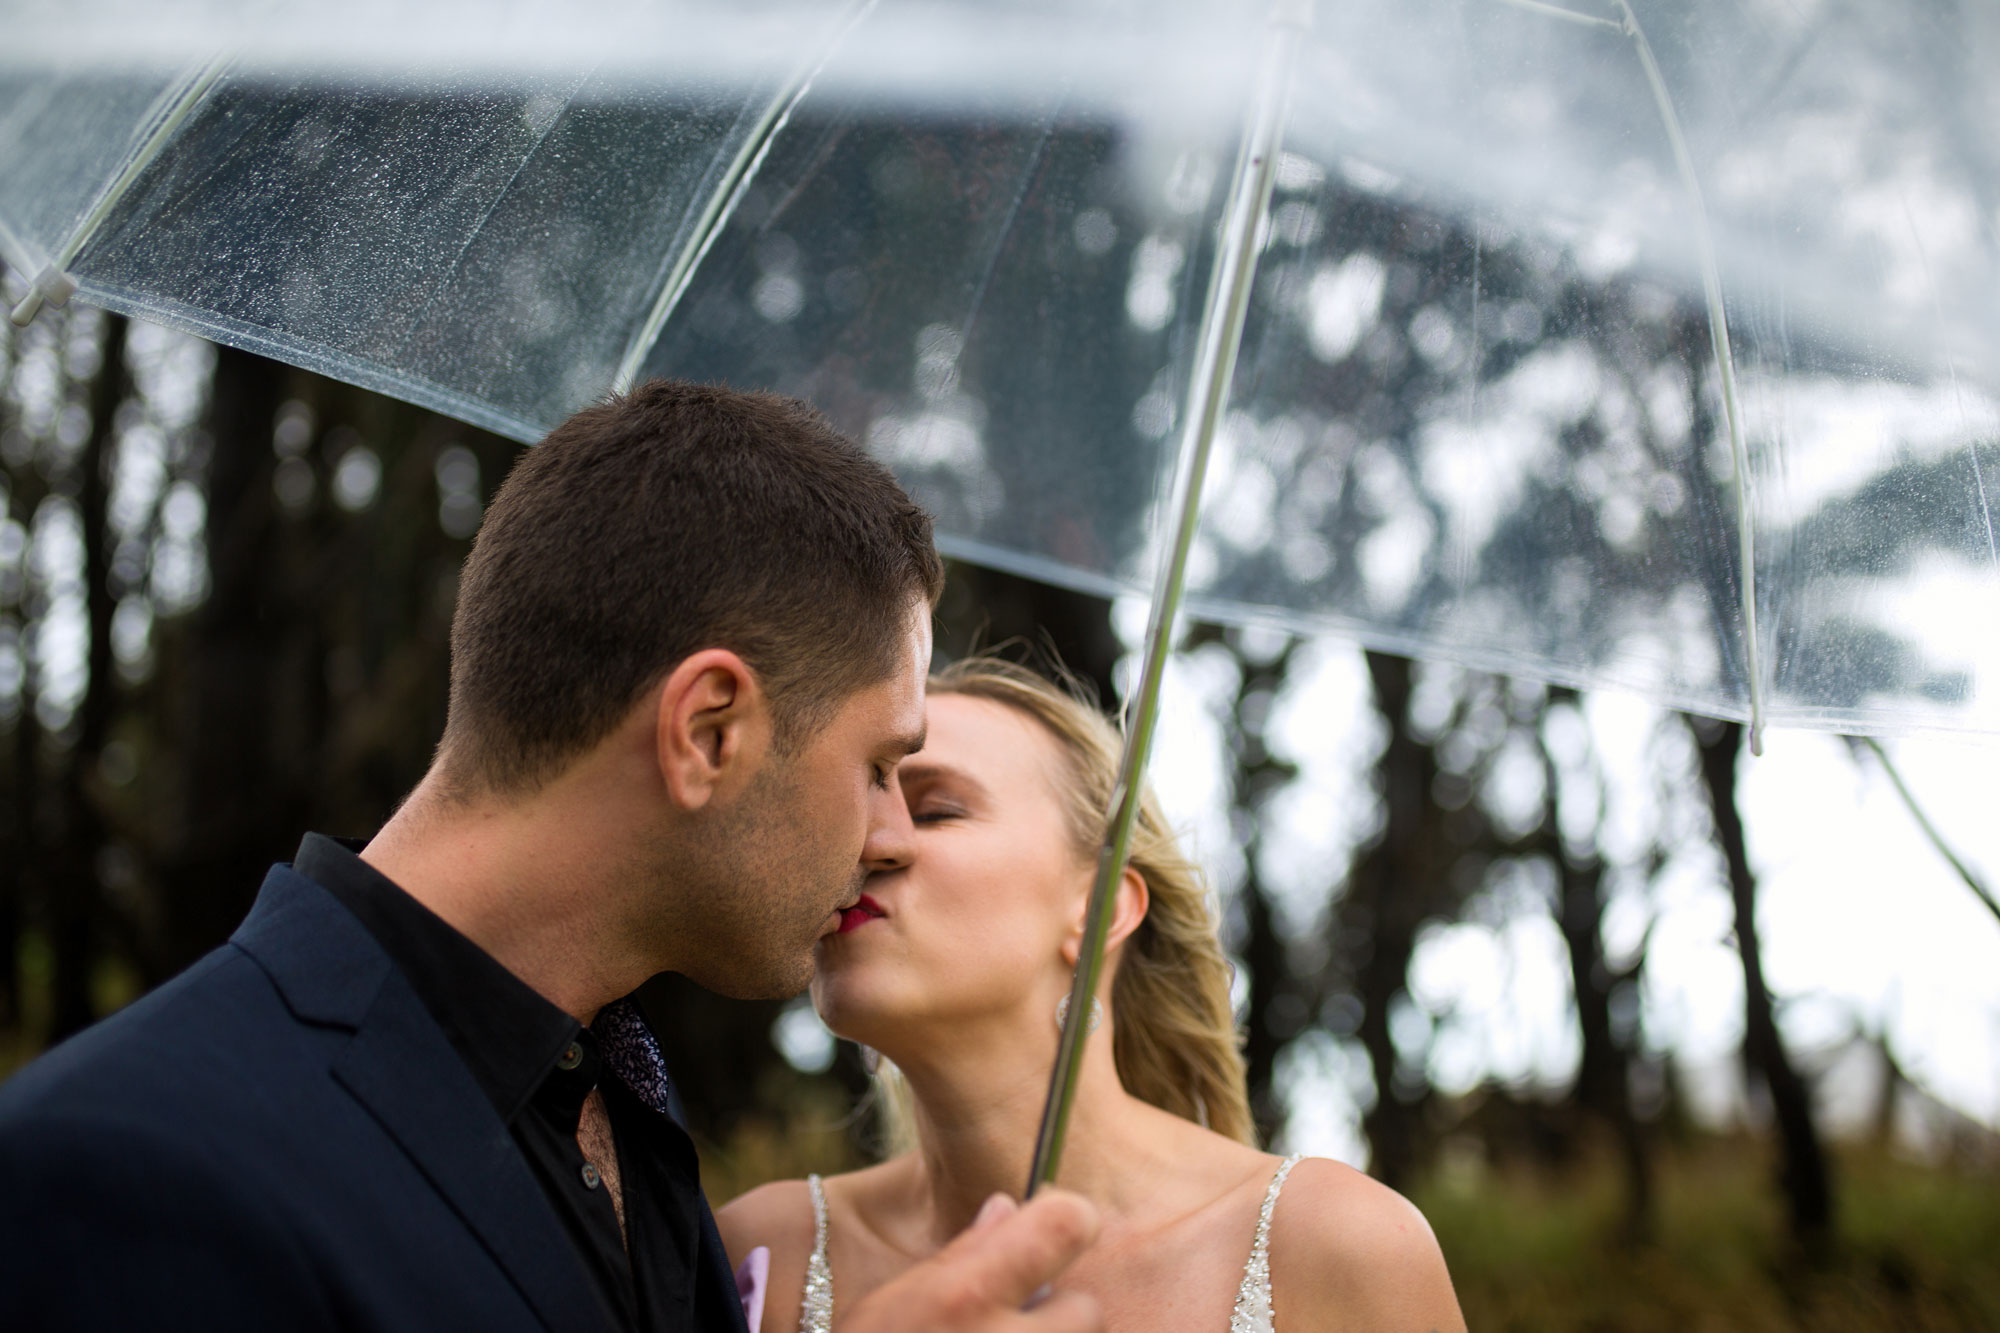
[1418,1137,2000,1330]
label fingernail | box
[973,1193,1015,1229]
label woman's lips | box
[837,894,887,934]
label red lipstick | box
[837,893,887,933]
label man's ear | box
[654,649,772,811]
[1060,865,1150,968]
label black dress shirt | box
[294,834,734,1333]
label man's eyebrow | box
[891,728,927,758]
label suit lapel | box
[332,970,611,1333]
[235,868,607,1333]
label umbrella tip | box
[8,264,77,327]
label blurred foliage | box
[1421,1136,2000,1330]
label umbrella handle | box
[1023,0,1312,1200]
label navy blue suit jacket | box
[0,864,749,1333]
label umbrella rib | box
[1496,0,1768,751]
[610,0,878,396]
[1862,738,2000,931]
[1025,0,1312,1196]
[9,52,230,327]
[1615,1,1766,754]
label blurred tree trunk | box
[1541,688,1655,1243]
[153,345,297,976]
[46,316,129,1040]
[1555,849,1655,1243]
[1694,718,1833,1250]
[1211,629,1303,1146]
[2,336,51,1034]
[1345,650,1438,1191]
[0,641,33,1031]
[933,563,1121,708]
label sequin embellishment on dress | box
[801,1175,835,1333]
[1229,1154,1303,1333]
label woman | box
[719,658,1464,1332]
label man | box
[0,381,1099,1333]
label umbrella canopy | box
[6,0,1999,744]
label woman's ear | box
[1060,865,1150,967]
[654,649,772,811]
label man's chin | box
[676,950,817,1002]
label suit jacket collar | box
[233,867,611,1333]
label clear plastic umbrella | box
[6,0,1999,1184]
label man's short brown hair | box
[439,380,945,795]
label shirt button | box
[556,1042,583,1070]
[580,1163,602,1190]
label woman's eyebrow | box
[896,759,989,798]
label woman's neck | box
[889,1010,1167,1249]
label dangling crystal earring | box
[1055,992,1104,1035]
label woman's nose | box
[862,777,916,872]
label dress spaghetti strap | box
[1229,1154,1304,1333]
[801,1175,834,1333]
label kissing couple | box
[0,381,1463,1332]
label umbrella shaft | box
[1025,0,1310,1199]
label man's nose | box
[862,776,916,872]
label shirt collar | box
[293,832,583,1122]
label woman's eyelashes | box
[910,798,966,825]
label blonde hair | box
[871,655,1255,1151]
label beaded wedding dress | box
[797,1154,1305,1333]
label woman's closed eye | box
[911,801,966,824]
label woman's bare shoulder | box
[1267,1158,1467,1333]
[715,1177,818,1262]
[715,1178,819,1333]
